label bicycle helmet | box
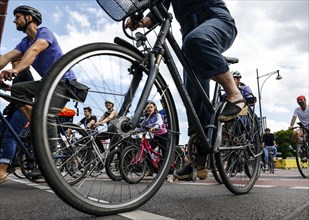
[105,100,114,106]
[13,5,42,25]
[232,71,242,78]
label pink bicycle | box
[120,130,170,184]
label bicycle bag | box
[66,80,90,103]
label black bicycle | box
[294,123,309,178]
[32,0,261,215]
[0,92,93,184]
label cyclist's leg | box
[0,110,28,177]
[263,147,269,165]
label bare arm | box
[0,39,49,80]
[289,116,297,129]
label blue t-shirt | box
[15,27,75,80]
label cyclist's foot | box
[173,164,208,181]
[166,174,174,183]
[218,99,246,122]
[19,122,31,139]
[0,174,8,184]
[301,157,307,162]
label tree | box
[274,129,296,159]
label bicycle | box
[293,123,308,178]
[31,0,261,215]
[0,92,92,184]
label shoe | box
[0,174,8,184]
[173,164,208,180]
[166,174,174,183]
[218,100,246,122]
[265,164,269,170]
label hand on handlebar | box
[0,69,18,82]
[125,16,153,31]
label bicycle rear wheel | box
[296,143,309,178]
[215,107,261,194]
[32,42,178,215]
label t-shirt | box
[293,105,309,127]
[262,133,275,146]
[14,27,75,80]
[79,115,97,129]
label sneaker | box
[166,174,174,183]
[265,164,269,170]
[173,164,208,180]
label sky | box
[0,0,308,144]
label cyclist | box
[232,71,254,102]
[135,100,173,182]
[94,100,117,151]
[262,128,277,170]
[0,59,34,184]
[0,5,76,177]
[288,95,309,143]
[77,107,97,130]
[125,0,243,180]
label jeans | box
[263,145,277,164]
[0,110,28,164]
[182,15,237,136]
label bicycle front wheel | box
[32,42,178,215]
[215,107,261,194]
[296,143,309,178]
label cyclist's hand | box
[0,69,18,81]
[288,126,293,130]
[125,16,153,31]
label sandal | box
[0,174,8,184]
[218,99,246,122]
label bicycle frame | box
[123,5,219,153]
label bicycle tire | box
[296,143,309,178]
[209,154,223,184]
[120,145,148,184]
[105,148,122,181]
[215,107,261,194]
[32,42,178,215]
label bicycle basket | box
[97,0,149,21]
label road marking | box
[254,185,275,188]
[120,210,175,220]
[291,186,309,190]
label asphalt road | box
[0,168,308,220]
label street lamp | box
[256,69,282,119]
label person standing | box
[289,95,309,143]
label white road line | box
[290,186,309,190]
[254,185,275,188]
[120,210,175,220]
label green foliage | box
[274,129,296,159]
